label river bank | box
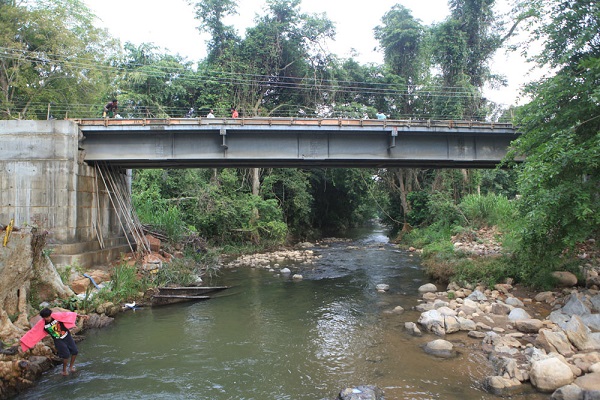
[2,229,599,399]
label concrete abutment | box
[1,120,131,269]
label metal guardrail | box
[72,117,514,130]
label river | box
[17,226,546,399]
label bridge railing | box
[72,117,514,130]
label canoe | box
[150,286,230,306]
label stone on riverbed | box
[529,357,575,392]
[338,385,384,400]
[484,376,523,396]
[418,283,437,293]
[423,339,455,358]
[375,284,389,292]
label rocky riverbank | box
[411,281,600,398]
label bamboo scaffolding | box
[96,163,150,255]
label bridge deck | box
[76,118,518,169]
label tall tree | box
[430,0,501,119]
[0,0,118,119]
[512,0,600,262]
[193,0,239,64]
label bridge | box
[1,119,518,269]
[78,117,519,169]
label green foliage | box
[510,0,600,264]
[406,191,430,226]
[151,258,202,287]
[459,193,516,227]
[0,0,119,119]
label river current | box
[18,226,547,399]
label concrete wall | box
[0,120,125,265]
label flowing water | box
[18,226,547,400]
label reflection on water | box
[17,226,547,400]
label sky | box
[83,0,539,107]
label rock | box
[552,271,578,287]
[574,372,600,391]
[467,290,488,302]
[551,384,583,400]
[530,357,575,392]
[491,302,511,315]
[508,308,532,321]
[145,234,161,252]
[392,306,404,313]
[422,292,437,301]
[457,316,477,331]
[423,339,455,358]
[280,268,291,274]
[515,319,543,333]
[562,294,592,316]
[591,295,600,313]
[484,376,522,396]
[535,291,556,303]
[536,329,575,357]
[444,315,461,334]
[565,315,600,351]
[85,313,114,329]
[338,385,384,400]
[404,322,422,336]
[468,330,487,339]
[505,297,524,308]
[418,283,437,293]
[292,274,303,280]
[375,284,389,291]
[418,310,445,336]
[582,314,600,332]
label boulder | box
[530,357,575,392]
[551,384,583,400]
[418,310,445,336]
[562,294,592,317]
[552,271,578,287]
[418,283,437,293]
[574,372,600,391]
[484,376,522,396]
[467,290,488,302]
[375,284,389,291]
[508,308,532,321]
[536,329,575,357]
[338,385,384,400]
[515,319,543,333]
[423,339,455,358]
[535,291,555,303]
[505,297,524,307]
[491,302,512,315]
[404,322,422,336]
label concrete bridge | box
[0,119,518,268]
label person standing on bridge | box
[103,99,118,118]
[20,308,89,376]
[207,109,215,118]
[231,107,239,119]
[376,110,386,120]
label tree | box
[512,0,600,262]
[0,0,118,119]
[193,0,239,63]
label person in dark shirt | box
[20,308,89,376]
[103,99,118,118]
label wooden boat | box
[150,286,230,306]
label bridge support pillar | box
[0,120,129,268]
